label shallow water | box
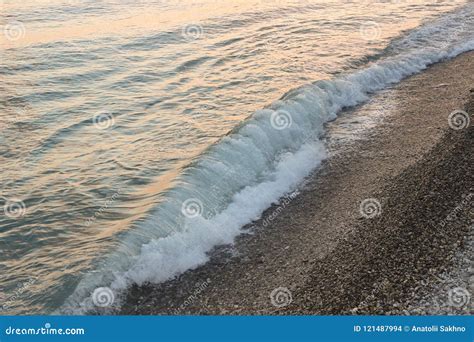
[0,0,472,314]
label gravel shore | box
[120,52,473,315]
[288,111,473,315]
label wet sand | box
[120,51,473,315]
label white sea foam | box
[61,3,474,314]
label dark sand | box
[120,52,473,315]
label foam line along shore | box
[76,7,474,316]
[62,1,474,314]
[119,51,473,315]
[0,0,473,316]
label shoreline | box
[120,51,473,315]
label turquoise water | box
[0,0,472,314]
